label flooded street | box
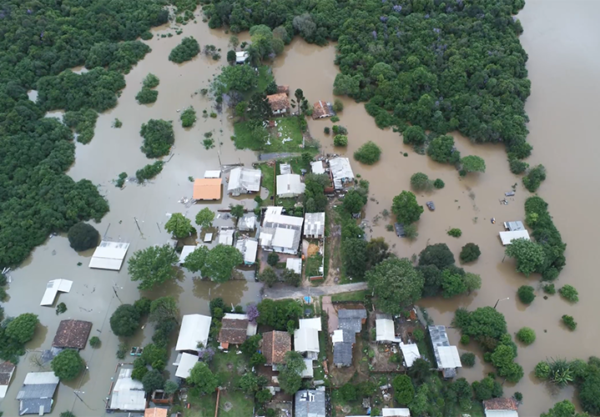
[1,0,598,415]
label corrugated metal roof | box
[280,163,291,175]
[22,372,59,387]
[295,389,326,417]
[277,174,305,196]
[286,258,302,274]
[228,167,261,194]
[437,346,462,369]
[204,170,222,178]
[376,318,399,343]
[399,344,420,367]
[175,314,211,351]
[299,318,322,331]
[218,228,234,246]
[382,408,411,416]
[301,359,314,378]
[108,365,146,411]
[294,328,319,353]
[235,238,258,264]
[329,157,354,189]
[174,353,198,378]
[311,161,325,174]
[333,343,353,366]
[499,230,530,245]
[40,279,72,306]
[89,241,130,271]
[485,411,518,417]
[304,212,325,238]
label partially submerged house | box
[52,320,93,350]
[312,100,335,119]
[235,238,258,265]
[235,51,248,64]
[173,352,198,379]
[218,313,257,349]
[16,372,59,415]
[276,174,305,198]
[40,279,73,306]
[228,167,262,196]
[286,257,302,275]
[329,157,354,190]
[503,221,525,231]
[266,93,290,115]
[499,230,530,246]
[428,325,462,379]
[106,364,146,412]
[193,178,222,201]
[89,241,130,271]
[295,389,326,417]
[262,331,291,370]
[304,212,325,239]
[0,362,15,399]
[218,228,235,246]
[332,309,367,367]
[259,206,304,254]
[178,245,196,265]
[483,398,519,417]
[375,314,401,343]
[311,161,325,175]
[175,314,212,352]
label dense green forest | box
[0,1,172,268]
[203,0,531,159]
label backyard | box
[234,116,304,153]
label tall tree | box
[165,213,193,238]
[203,244,243,282]
[128,245,178,290]
[392,191,424,224]
[188,362,218,394]
[183,246,209,273]
[460,155,486,173]
[418,243,455,269]
[278,351,306,395]
[505,238,546,276]
[195,208,215,229]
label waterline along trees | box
[392,191,424,225]
[128,245,179,290]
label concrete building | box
[259,206,304,254]
[175,314,212,352]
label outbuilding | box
[193,178,222,201]
[175,314,212,352]
[89,241,130,271]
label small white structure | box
[311,161,325,175]
[329,157,354,189]
[178,245,196,265]
[280,163,292,175]
[174,352,198,379]
[399,344,420,367]
[277,174,305,198]
[304,212,325,239]
[437,346,462,369]
[260,207,304,254]
[503,221,524,231]
[228,167,262,196]
[235,238,258,265]
[175,314,212,352]
[301,358,314,378]
[107,365,146,412]
[429,325,461,379]
[89,241,130,270]
[499,230,530,246]
[218,228,235,246]
[294,328,320,355]
[286,258,302,275]
[382,408,411,417]
[238,213,257,231]
[235,51,249,64]
[375,315,401,343]
[204,170,222,179]
[40,279,73,306]
[203,233,213,243]
[0,362,16,399]
[299,318,322,331]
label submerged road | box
[263,282,368,300]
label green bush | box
[89,336,101,348]
[403,126,426,146]
[169,37,200,63]
[559,285,579,303]
[392,375,414,405]
[516,327,535,345]
[562,315,577,330]
[514,392,523,401]
[330,115,340,122]
[143,73,160,89]
[459,243,481,263]
[140,119,174,158]
[534,361,550,379]
[461,353,475,367]
[517,285,535,304]
[412,328,424,342]
[267,252,279,267]
[68,222,100,251]
[460,335,470,345]
[543,284,556,294]
[433,179,445,189]
[523,164,546,192]
[136,161,164,182]
[333,99,344,112]
[410,172,432,191]
[509,158,528,174]
[447,228,462,238]
[181,107,197,127]
[334,135,348,146]
[136,87,158,104]
[51,349,84,380]
[354,141,381,165]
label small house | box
[329,157,354,190]
[106,364,146,412]
[311,161,325,175]
[294,318,321,359]
[382,409,411,416]
[503,221,525,231]
[279,163,292,175]
[276,174,305,198]
[399,344,420,368]
[295,389,326,417]
[235,51,249,64]
[193,178,222,201]
[266,93,290,115]
[428,325,462,379]
[259,206,304,254]
[52,320,93,350]
[228,167,262,196]
[235,238,258,265]
[175,314,212,352]
[16,372,59,415]
[238,213,257,231]
[262,331,291,370]
[375,314,401,343]
[312,100,335,119]
[89,241,130,271]
[40,279,73,306]
[145,408,168,417]
[304,212,325,239]
[483,398,519,417]
[332,309,366,368]
[0,362,15,399]
[173,352,198,379]
[499,230,530,246]
[178,245,196,266]
[218,228,235,246]
[286,257,302,275]
[218,313,256,349]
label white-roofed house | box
[178,245,196,266]
[399,344,420,368]
[40,279,73,306]
[89,241,130,271]
[259,207,304,254]
[107,364,146,412]
[304,212,325,239]
[286,257,302,275]
[204,170,222,178]
[499,231,530,246]
[429,325,462,379]
[294,327,320,358]
[235,238,258,265]
[228,167,262,196]
[235,51,249,64]
[329,157,354,190]
[311,161,325,174]
[276,174,305,198]
[375,314,401,343]
[218,228,235,246]
[176,314,212,352]
[279,163,292,175]
[483,398,519,417]
[173,352,199,379]
[0,362,15,399]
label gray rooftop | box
[333,343,353,366]
[19,398,53,415]
[338,309,367,319]
[339,320,361,336]
[428,325,450,348]
[17,384,58,400]
[295,390,326,417]
[238,213,257,231]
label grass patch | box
[258,163,275,204]
[256,65,274,93]
[233,122,267,151]
[305,253,323,278]
[184,394,216,417]
[218,391,254,417]
[331,290,367,303]
[233,117,304,153]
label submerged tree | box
[128,245,178,289]
[164,213,194,238]
[67,222,100,251]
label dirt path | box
[262,282,368,300]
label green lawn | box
[184,390,254,417]
[331,290,368,303]
[184,393,216,417]
[305,253,323,278]
[258,163,275,204]
[233,117,304,153]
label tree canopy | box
[354,141,382,165]
[165,213,194,238]
[110,304,141,337]
[169,37,200,63]
[278,351,306,395]
[215,65,259,94]
[418,243,455,269]
[454,307,507,340]
[505,238,546,277]
[343,190,367,214]
[128,245,179,289]
[51,349,84,380]
[67,222,100,252]
[203,244,244,282]
[140,119,175,158]
[188,362,218,394]
[392,191,424,225]
[183,246,209,273]
[195,208,215,228]
[460,155,486,174]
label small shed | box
[262,331,291,367]
[40,279,73,306]
[399,344,420,367]
[16,372,59,415]
[266,93,290,115]
[304,212,325,239]
[238,213,257,231]
[294,327,319,355]
[235,51,249,64]
[204,170,221,179]
[175,314,212,352]
[235,238,258,265]
[89,241,130,271]
[375,314,401,343]
[107,364,146,412]
[286,257,302,275]
[499,230,530,246]
[483,398,519,417]
[174,352,198,379]
[301,359,314,378]
[312,101,335,119]
[0,362,16,398]
[279,163,292,175]
[218,228,235,246]
[193,178,222,201]
[503,221,524,231]
[276,174,305,198]
[178,245,196,265]
[52,320,93,350]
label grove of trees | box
[128,245,179,290]
[169,37,201,63]
[140,119,175,158]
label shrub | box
[509,158,528,174]
[514,392,523,401]
[461,353,475,367]
[354,141,381,165]
[433,178,445,189]
[227,50,236,64]
[169,37,200,63]
[392,375,414,405]
[140,119,174,158]
[333,135,348,146]
[136,161,164,182]
[330,115,340,122]
[516,327,536,345]
[339,383,358,401]
[60,412,76,417]
[559,285,579,303]
[404,224,418,240]
[412,328,424,342]
[113,118,123,128]
[134,297,151,316]
[403,126,426,145]
[447,228,462,238]
[267,252,279,267]
[460,335,470,345]
[136,87,158,104]
[181,107,197,127]
[333,98,344,112]
[55,302,67,314]
[562,315,577,330]
[535,361,550,379]
[543,284,556,294]
[410,172,432,191]
[143,73,160,89]
[324,127,330,134]
[517,285,535,304]
[68,222,100,251]
[459,243,481,263]
[523,164,546,192]
[89,336,101,348]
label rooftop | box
[329,157,354,189]
[286,257,302,275]
[17,371,59,414]
[204,170,221,178]
[235,238,258,264]
[89,240,130,271]
[266,93,290,112]
[279,163,292,175]
[219,317,249,345]
[312,100,335,119]
[238,213,257,231]
[174,352,198,379]
[176,314,212,352]
[304,212,325,237]
[276,174,305,196]
[277,85,289,95]
[299,318,322,331]
[294,327,319,353]
[504,221,524,231]
[429,325,461,370]
[40,278,73,306]
[228,167,262,194]
[218,228,235,246]
[499,230,530,245]
[382,408,411,417]
[108,364,146,411]
[52,320,93,349]
[376,316,400,343]
[399,344,420,367]
[295,389,326,417]
[333,342,353,366]
[311,161,325,174]
[483,397,519,411]
[178,245,196,265]
[193,178,222,200]
[262,331,291,365]
[145,408,168,417]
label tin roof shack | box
[428,325,461,379]
[175,314,212,352]
[218,227,235,246]
[332,309,367,367]
[503,221,525,231]
[266,93,290,115]
[312,101,335,119]
[286,257,302,275]
[228,167,262,196]
[52,320,93,350]
[218,313,257,349]
[262,331,291,370]
[259,206,304,255]
[295,389,326,417]
[483,398,519,417]
[311,161,325,175]
[276,174,305,198]
[375,314,402,343]
[16,372,59,415]
[399,344,420,368]
[304,212,325,239]
[235,51,249,64]
[107,364,146,412]
[89,241,130,271]
[499,230,530,246]
[0,362,16,399]
[329,157,354,190]
[204,170,221,179]
[40,279,73,306]
[235,238,258,264]
[193,178,222,201]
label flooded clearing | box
[1,0,599,415]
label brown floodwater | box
[2,1,598,415]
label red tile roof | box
[483,398,518,411]
[267,93,290,112]
[218,318,248,345]
[262,331,291,365]
[52,320,93,349]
